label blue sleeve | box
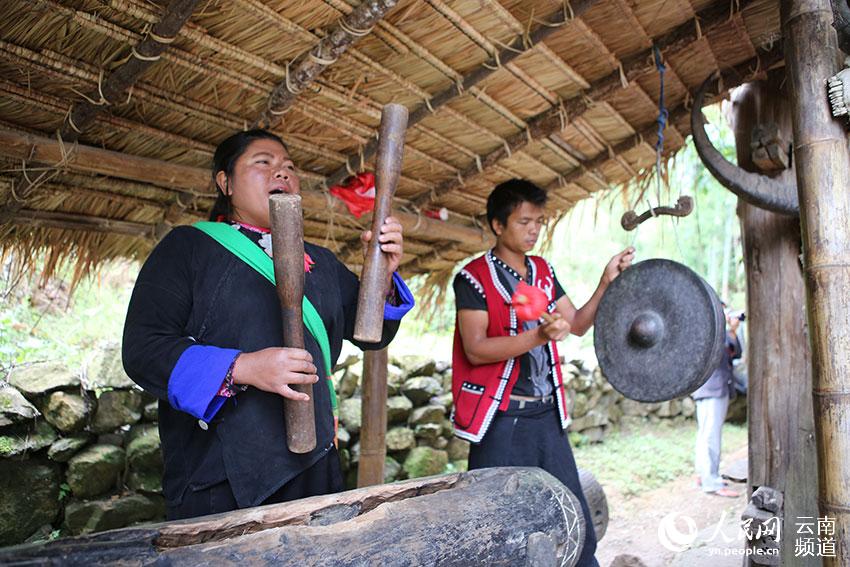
[384,272,415,321]
[167,345,240,422]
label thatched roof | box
[0,0,783,278]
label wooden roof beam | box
[4,209,156,239]
[0,130,492,248]
[408,0,759,209]
[60,0,199,142]
[254,0,399,129]
[323,0,597,187]
[0,40,435,196]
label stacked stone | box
[332,354,469,489]
[0,347,164,545]
[0,349,710,546]
[562,360,698,444]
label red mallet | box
[512,281,554,323]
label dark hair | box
[485,178,548,234]
[208,129,288,222]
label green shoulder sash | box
[192,221,336,411]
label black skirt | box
[167,445,344,520]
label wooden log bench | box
[0,467,590,566]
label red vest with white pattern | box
[451,252,570,443]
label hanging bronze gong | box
[593,259,726,403]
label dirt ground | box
[596,444,750,567]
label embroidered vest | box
[451,252,570,443]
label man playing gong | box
[451,179,633,567]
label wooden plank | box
[731,80,819,566]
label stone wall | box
[0,350,708,546]
[0,348,164,545]
[332,355,700,487]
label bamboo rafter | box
[65,0,529,195]
[0,129,493,248]
[323,0,598,187]
[0,39,438,196]
[548,47,785,199]
[407,0,758,209]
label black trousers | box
[167,446,344,520]
[468,403,599,567]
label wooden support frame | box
[324,0,597,188]
[60,0,199,141]
[545,47,783,199]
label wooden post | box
[358,348,388,487]
[728,79,819,566]
[269,194,316,454]
[782,0,850,563]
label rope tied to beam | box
[69,69,109,106]
[503,139,512,157]
[618,62,628,89]
[652,44,669,206]
[147,29,177,44]
[65,107,83,134]
[482,49,502,71]
[285,60,301,95]
[308,50,339,67]
[557,99,568,131]
[131,45,161,62]
[338,18,374,37]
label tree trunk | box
[782,0,850,563]
[728,79,819,566]
[0,468,587,566]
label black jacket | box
[122,225,398,508]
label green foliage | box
[573,420,747,498]
[0,259,135,372]
[58,482,71,502]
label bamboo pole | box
[781,0,850,563]
[358,348,389,487]
[407,0,760,209]
[0,209,155,238]
[0,130,492,248]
